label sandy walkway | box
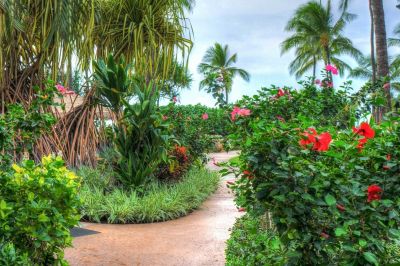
[65,151,240,266]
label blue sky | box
[177,0,400,106]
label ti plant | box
[93,54,132,120]
[114,82,173,187]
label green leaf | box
[358,239,367,247]
[334,227,347,237]
[324,194,336,206]
[0,200,7,210]
[38,213,49,222]
[363,252,378,266]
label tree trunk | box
[225,87,229,105]
[369,0,376,85]
[312,56,316,79]
[324,46,333,81]
[371,0,391,113]
[369,0,379,122]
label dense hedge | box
[224,79,400,264]
[161,104,231,160]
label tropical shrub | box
[113,84,173,187]
[0,155,81,265]
[0,82,58,169]
[94,56,173,187]
[161,104,231,160]
[224,81,400,264]
[0,242,32,265]
[157,145,191,181]
[226,214,292,266]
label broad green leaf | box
[324,194,336,206]
[335,227,347,237]
[358,239,367,247]
[38,213,50,222]
[363,252,378,266]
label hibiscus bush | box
[224,80,400,264]
[161,104,231,160]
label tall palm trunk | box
[324,45,333,81]
[369,0,379,122]
[369,0,376,85]
[371,0,391,113]
[312,56,317,78]
[225,87,229,104]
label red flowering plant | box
[222,83,400,265]
[157,144,191,181]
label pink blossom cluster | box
[55,84,75,95]
[231,106,251,121]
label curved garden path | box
[65,151,241,266]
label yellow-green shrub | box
[0,155,81,265]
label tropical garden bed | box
[1,0,399,265]
[78,166,219,224]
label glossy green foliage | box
[93,55,131,114]
[224,82,400,265]
[0,82,58,170]
[0,156,81,265]
[161,104,231,160]
[114,83,172,187]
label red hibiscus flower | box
[299,128,317,147]
[353,122,375,139]
[313,132,332,152]
[243,170,254,180]
[386,154,391,161]
[277,88,286,98]
[383,83,390,90]
[243,170,251,175]
[356,138,368,152]
[238,207,246,212]
[276,115,285,122]
[55,84,75,95]
[367,185,382,202]
[336,204,346,212]
[320,232,330,239]
[299,128,332,152]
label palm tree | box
[93,0,193,83]
[371,0,391,110]
[281,1,361,79]
[388,23,400,64]
[0,0,193,166]
[198,43,250,104]
[159,60,193,100]
[349,54,400,91]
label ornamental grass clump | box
[224,81,400,265]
